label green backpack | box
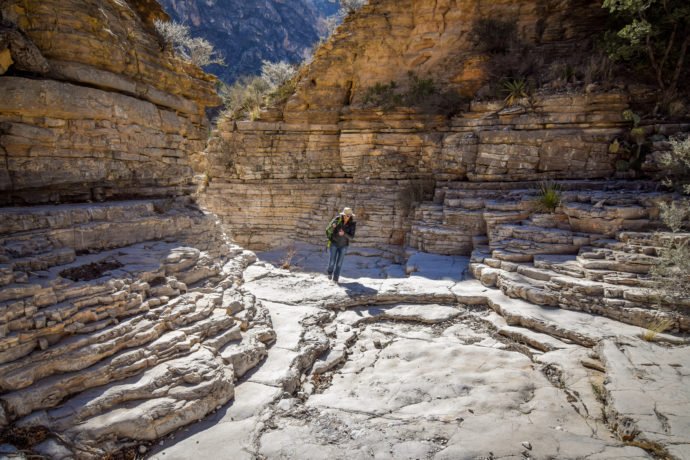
[325,216,342,248]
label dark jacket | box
[328,214,356,248]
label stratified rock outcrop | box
[0,199,273,456]
[0,1,272,456]
[202,0,689,325]
[201,0,632,252]
[0,0,689,458]
[0,0,219,205]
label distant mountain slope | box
[158,0,338,83]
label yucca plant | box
[535,181,561,213]
[502,78,528,106]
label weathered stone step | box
[589,238,660,256]
[0,200,161,236]
[515,264,558,282]
[22,347,236,445]
[495,271,559,307]
[409,224,475,255]
[576,247,657,274]
[533,254,585,278]
[0,242,225,365]
[483,311,574,353]
[10,248,76,273]
[522,212,570,230]
[492,224,594,245]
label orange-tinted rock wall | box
[0,0,219,204]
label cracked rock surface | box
[153,244,690,459]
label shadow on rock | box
[338,282,378,298]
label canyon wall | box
[203,88,633,250]
[202,0,689,255]
[0,1,275,456]
[284,0,609,123]
[0,0,219,205]
[201,0,689,333]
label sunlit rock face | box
[0,0,219,205]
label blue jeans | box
[327,245,348,282]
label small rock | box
[277,399,293,411]
[139,445,148,454]
[373,339,382,349]
[521,441,532,450]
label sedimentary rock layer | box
[285,0,608,123]
[204,93,632,250]
[0,199,274,456]
[0,0,219,204]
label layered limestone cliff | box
[202,0,629,250]
[202,0,689,328]
[0,0,219,205]
[0,0,689,457]
[0,1,274,457]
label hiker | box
[326,207,357,283]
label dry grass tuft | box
[641,317,675,341]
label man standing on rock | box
[326,207,356,283]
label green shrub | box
[502,78,528,106]
[602,0,690,111]
[362,81,403,109]
[405,73,437,105]
[535,181,561,213]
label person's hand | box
[338,230,344,236]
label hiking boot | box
[327,272,333,280]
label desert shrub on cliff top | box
[219,75,269,120]
[339,0,367,15]
[470,18,519,55]
[260,60,297,89]
[602,0,690,112]
[362,72,466,117]
[154,19,224,67]
[219,60,298,120]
